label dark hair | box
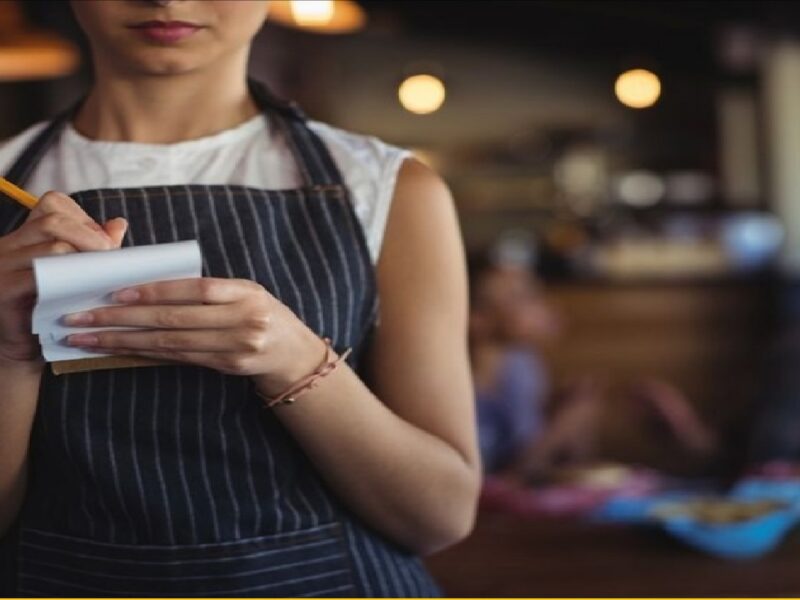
[466,248,497,307]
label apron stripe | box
[262,190,307,321]
[173,366,200,545]
[297,194,340,343]
[341,521,373,597]
[82,373,119,542]
[183,187,223,541]
[221,187,283,535]
[276,190,326,333]
[94,201,140,543]
[20,570,351,596]
[140,202,179,544]
[23,523,342,552]
[22,552,347,581]
[217,377,242,540]
[317,192,356,345]
[153,369,178,545]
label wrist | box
[0,355,44,377]
[253,334,330,398]
[253,337,351,407]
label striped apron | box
[0,80,442,597]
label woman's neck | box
[73,65,260,144]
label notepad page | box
[32,240,202,362]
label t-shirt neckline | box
[63,113,267,154]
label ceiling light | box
[615,68,661,109]
[268,1,366,34]
[398,74,446,115]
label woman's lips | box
[129,21,203,44]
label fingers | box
[14,212,113,252]
[60,278,276,378]
[28,191,110,237]
[67,328,265,354]
[1,191,125,255]
[29,191,96,223]
[1,240,77,271]
[6,191,114,253]
[36,212,113,252]
[63,303,252,329]
[104,218,128,247]
[113,278,265,305]
[101,349,255,376]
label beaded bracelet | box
[256,338,352,409]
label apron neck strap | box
[4,79,344,190]
[3,104,77,188]
[247,79,344,188]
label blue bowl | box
[659,506,800,559]
[731,478,800,504]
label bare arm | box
[64,160,481,554]
[0,360,42,536]
[269,159,480,554]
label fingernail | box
[68,334,99,346]
[113,289,140,303]
[63,312,94,326]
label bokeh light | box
[398,74,446,115]
[615,68,661,109]
[290,0,335,26]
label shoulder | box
[307,120,411,178]
[0,121,49,175]
[376,154,464,313]
[305,121,414,264]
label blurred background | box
[7,0,800,595]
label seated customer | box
[469,247,718,479]
[468,248,561,473]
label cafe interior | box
[5,0,800,596]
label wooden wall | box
[538,278,773,474]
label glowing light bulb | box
[615,68,661,109]
[268,1,366,34]
[398,74,446,115]
[290,0,334,26]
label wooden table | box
[424,511,800,597]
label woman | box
[0,1,479,596]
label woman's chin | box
[127,57,204,77]
[112,46,211,77]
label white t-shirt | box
[0,115,410,264]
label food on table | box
[650,498,788,524]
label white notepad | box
[32,240,203,362]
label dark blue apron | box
[0,80,441,597]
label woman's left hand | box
[63,277,325,395]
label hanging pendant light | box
[268,1,366,34]
[0,1,79,82]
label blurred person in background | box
[469,243,719,481]
[468,244,561,474]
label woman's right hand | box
[0,191,127,366]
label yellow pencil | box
[0,176,38,209]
